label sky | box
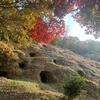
[64,14,100,41]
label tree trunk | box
[68,96,73,100]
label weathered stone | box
[0,44,100,100]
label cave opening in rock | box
[29,52,36,57]
[53,59,57,64]
[77,70,85,77]
[40,71,54,83]
[0,71,8,77]
[19,62,27,69]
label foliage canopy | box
[52,36,100,61]
[64,73,86,100]
[0,0,100,47]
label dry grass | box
[10,79,40,92]
[0,78,65,100]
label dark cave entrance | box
[29,52,36,57]
[19,62,27,69]
[0,71,8,77]
[77,70,85,77]
[40,71,54,83]
[53,59,57,64]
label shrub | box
[0,42,19,66]
[63,73,86,100]
[50,36,62,46]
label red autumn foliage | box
[29,18,65,44]
[29,0,100,44]
[66,4,74,13]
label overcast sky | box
[64,14,100,41]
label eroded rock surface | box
[0,44,100,100]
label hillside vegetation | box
[0,42,100,100]
[52,36,100,61]
[0,0,100,100]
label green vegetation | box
[63,73,86,100]
[52,36,100,61]
[10,79,40,92]
[96,62,100,68]
[0,1,100,99]
[0,78,64,100]
[96,62,100,65]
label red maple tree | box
[29,0,100,44]
[29,18,65,44]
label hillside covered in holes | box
[0,42,100,100]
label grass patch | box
[0,78,40,93]
[0,78,65,100]
[96,62,100,69]
[10,79,40,92]
[96,62,100,66]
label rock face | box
[1,44,100,100]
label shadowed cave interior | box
[40,71,54,83]
[0,71,8,77]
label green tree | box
[0,0,53,47]
[50,36,62,46]
[63,73,86,100]
[0,0,100,47]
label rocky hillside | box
[0,42,100,100]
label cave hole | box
[40,71,54,83]
[29,52,36,57]
[19,62,27,69]
[77,70,85,77]
[53,59,57,64]
[0,71,8,77]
